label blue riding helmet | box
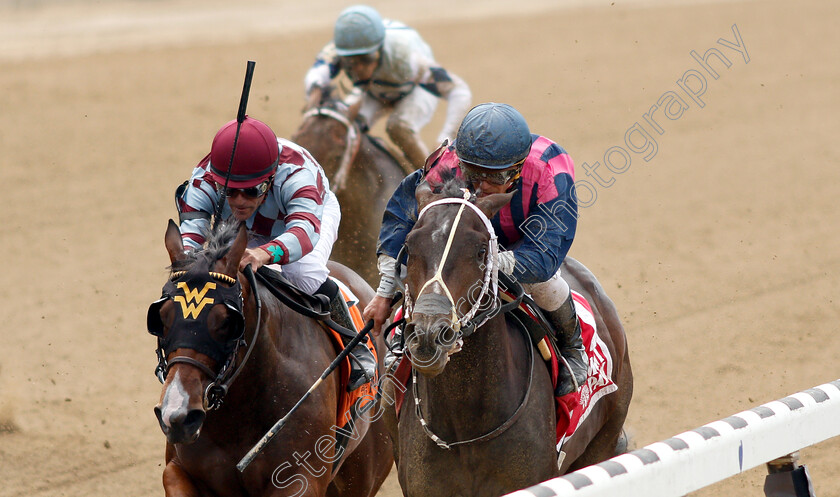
[334,5,385,56]
[456,103,532,169]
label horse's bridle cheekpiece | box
[405,189,500,337]
[405,189,535,450]
[302,105,360,192]
[147,265,261,410]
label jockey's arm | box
[511,172,578,283]
[257,169,325,270]
[415,56,472,144]
[376,168,425,287]
[304,43,342,97]
[364,169,425,334]
[238,247,272,272]
[512,219,573,283]
[177,160,217,251]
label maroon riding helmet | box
[207,116,280,188]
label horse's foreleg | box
[163,462,201,497]
[163,443,201,497]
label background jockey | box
[175,116,375,391]
[363,103,587,397]
[304,4,472,171]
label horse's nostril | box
[183,409,206,431]
[154,406,165,425]
[435,325,456,347]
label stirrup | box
[556,346,588,397]
[384,326,405,372]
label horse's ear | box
[475,191,516,219]
[164,219,187,264]
[416,180,439,210]
[222,223,249,277]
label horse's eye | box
[208,309,235,340]
[477,247,487,259]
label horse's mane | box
[318,85,336,104]
[170,219,241,271]
[430,166,471,199]
[316,85,348,112]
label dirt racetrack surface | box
[1,0,838,495]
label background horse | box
[388,179,633,496]
[292,87,409,285]
[148,220,393,496]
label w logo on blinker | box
[174,282,216,319]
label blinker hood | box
[147,270,245,364]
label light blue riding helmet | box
[334,5,386,56]
[456,103,533,169]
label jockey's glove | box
[496,250,517,276]
[496,250,516,276]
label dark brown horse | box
[147,220,393,496]
[292,87,409,285]
[387,179,633,496]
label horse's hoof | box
[614,427,635,456]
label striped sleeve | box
[177,154,220,250]
[260,162,325,265]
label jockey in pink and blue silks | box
[175,116,375,391]
[363,103,587,397]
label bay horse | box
[147,220,393,496]
[388,178,633,496]
[292,86,409,285]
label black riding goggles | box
[217,177,272,199]
[147,270,245,364]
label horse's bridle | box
[301,106,361,193]
[404,191,537,449]
[147,266,262,410]
[404,190,500,335]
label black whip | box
[213,60,256,230]
[236,292,403,472]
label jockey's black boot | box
[544,290,589,397]
[320,279,376,392]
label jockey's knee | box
[523,270,570,311]
[386,117,416,142]
[292,274,327,296]
[269,263,328,296]
[386,117,428,169]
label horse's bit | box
[301,106,360,193]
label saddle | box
[254,267,377,464]
[496,271,561,363]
